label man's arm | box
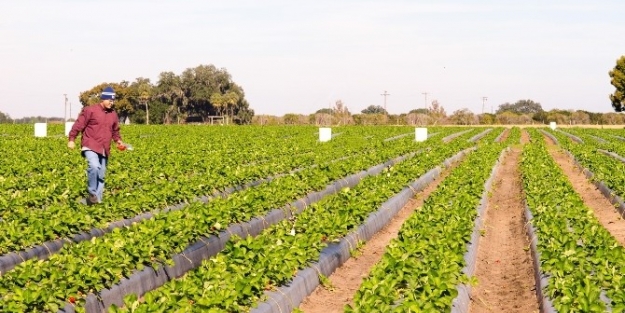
[68,107,89,142]
[67,107,89,149]
[112,114,122,145]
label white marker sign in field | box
[415,127,428,142]
[34,123,47,137]
[319,127,332,142]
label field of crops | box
[2,124,625,313]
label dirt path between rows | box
[521,129,530,144]
[496,128,510,143]
[544,135,625,246]
[298,160,460,313]
[538,129,557,146]
[468,132,539,313]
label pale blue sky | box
[1,0,624,118]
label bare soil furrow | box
[544,136,625,246]
[299,162,458,313]
[468,147,539,313]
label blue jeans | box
[82,150,107,202]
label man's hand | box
[68,141,75,149]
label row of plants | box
[1,125,451,210]
[562,128,625,163]
[521,129,625,312]
[1,126,352,208]
[106,129,496,312]
[0,129,482,312]
[545,129,625,206]
[0,127,435,255]
[567,128,625,142]
[344,129,519,312]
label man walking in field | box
[68,86,125,205]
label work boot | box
[86,193,98,205]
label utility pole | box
[380,90,390,113]
[422,92,429,110]
[63,94,68,122]
[481,96,488,114]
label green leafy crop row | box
[347,141,507,312]
[108,133,475,312]
[0,126,439,256]
[0,128,476,312]
[522,128,625,312]
[546,129,625,214]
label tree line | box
[78,64,254,125]
[3,55,625,125]
[252,99,625,126]
[257,55,625,126]
[3,99,625,126]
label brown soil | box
[542,131,557,145]
[521,129,530,144]
[544,136,625,246]
[496,128,510,143]
[468,147,539,313]
[299,129,625,313]
[298,162,458,313]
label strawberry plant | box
[347,141,507,312]
[0,128,477,311]
[521,128,625,312]
[108,133,476,312]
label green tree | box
[0,111,12,123]
[132,100,168,124]
[409,108,428,114]
[78,81,133,122]
[479,113,495,125]
[532,111,548,124]
[361,105,387,115]
[610,56,625,112]
[581,110,603,124]
[79,63,254,124]
[209,91,239,124]
[227,84,254,124]
[496,99,543,114]
[183,64,222,120]
[181,64,251,123]
[316,108,334,114]
[223,91,240,122]
[155,71,186,124]
[210,93,226,117]
[234,105,254,124]
[127,77,153,124]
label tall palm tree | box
[224,91,240,123]
[156,72,186,124]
